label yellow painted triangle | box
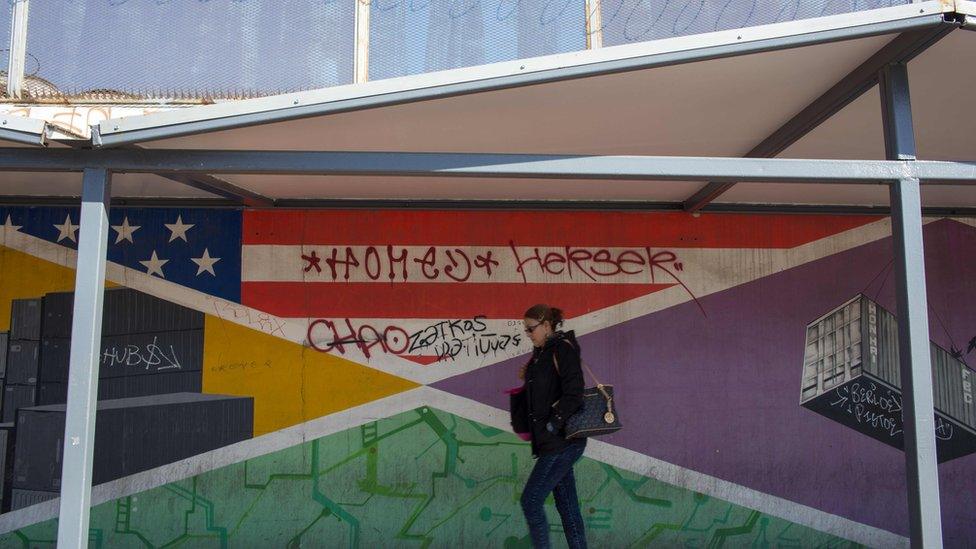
[1,244,417,437]
[203,315,419,436]
[0,245,118,331]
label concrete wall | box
[0,206,973,547]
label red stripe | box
[241,282,675,319]
[243,210,880,248]
[401,356,443,366]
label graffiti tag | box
[101,336,182,372]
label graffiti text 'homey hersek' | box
[298,242,686,284]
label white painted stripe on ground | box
[0,387,908,547]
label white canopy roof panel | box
[1,1,972,208]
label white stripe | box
[248,219,912,381]
[423,388,908,548]
[242,244,692,284]
[418,217,912,382]
[955,218,976,230]
[0,228,422,380]
[0,387,907,547]
[0,386,431,535]
[1,217,956,386]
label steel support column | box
[354,0,370,83]
[56,168,113,549]
[881,63,943,548]
[6,0,29,99]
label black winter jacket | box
[523,330,586,457]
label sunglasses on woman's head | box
[524,321,545,334]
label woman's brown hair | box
[524,304,564,329]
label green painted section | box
[0,407,860,548]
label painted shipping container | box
[5,340,38,385]
[12,393,253,494]
[8,299,41,341]
[801,294,976,462]
[0,424,13,512]
[36,370,202,405]
[38,330,204,384]
[42,288,203,339]
[1,385,35,424]
[9,489,56,511]
[0,332,8,379]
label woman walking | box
[518,304,588,549]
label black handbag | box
[508,388,531,436]
[554,346,623,439]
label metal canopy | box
[683,24,956,211]
[0,1,939,208]
[0,2,970,208]
[0,4,970,549]
[0,114,47,147]
[720,26,976,208]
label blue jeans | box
[520,440,587,549]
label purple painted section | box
[433,219,976,545]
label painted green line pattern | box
[0,408,860,548]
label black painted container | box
[12,393,253,493]
[39,330,204,384]
[801,294,976,462]
[1,385,36,423]
[9,299,41,341]
[36,370,203,405]
[5,340,39,385]
[42,288,203,339]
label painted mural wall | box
[0,207,973,547]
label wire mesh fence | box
[6,0,913,101]
[599,0,910,46]
[0,1,11,95]
[24,0,355,100]
[369,0,587,81]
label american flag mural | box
[0,205,974,546]
[239,209,878,368]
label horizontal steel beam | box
[914,160,976,182]
[0,148,974,183]
[59,142,274,207]
[2,195,976,216]
[0,148,973,183]
[0,115,47,146]
[684,23,957,211]
[0,195,243,208]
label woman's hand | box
[518,364,527,380]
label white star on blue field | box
[0,206,242,302]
